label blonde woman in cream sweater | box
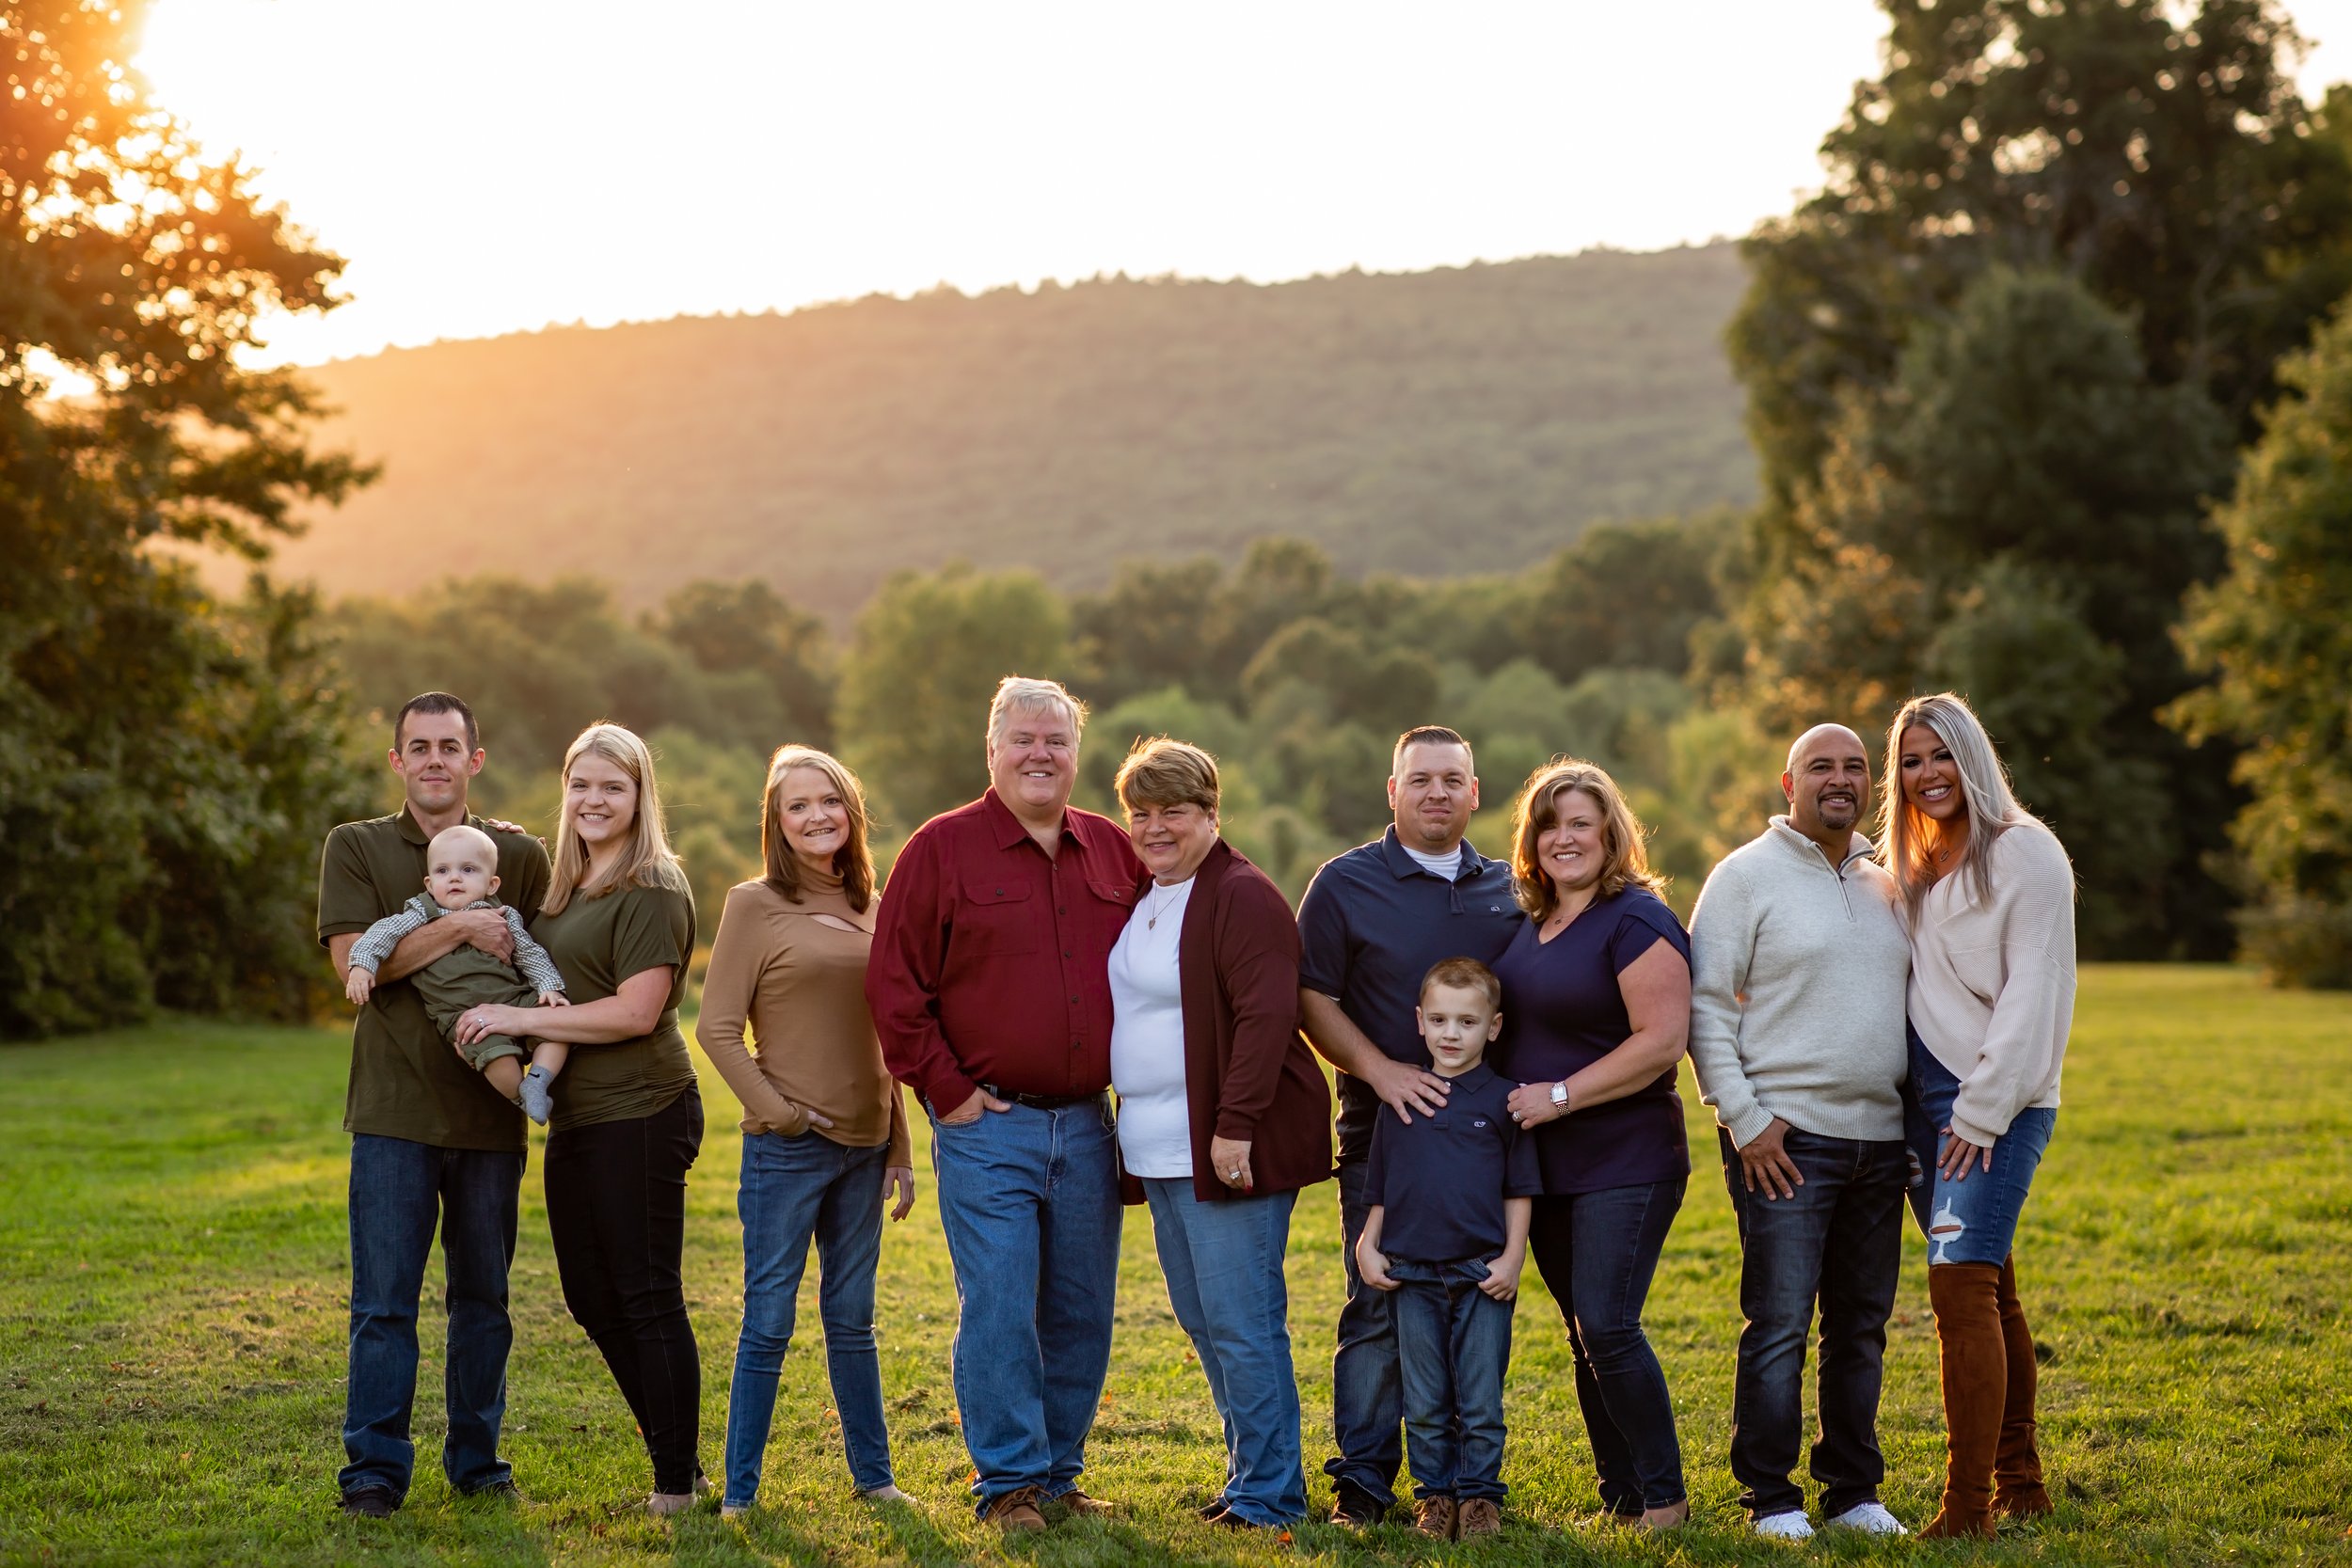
[699,746,915,1518]
[1879,693,2076,1541]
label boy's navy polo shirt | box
[1363,1064,1541,1263]
[1297,827,1526,1164]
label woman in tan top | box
[698,746,914,1515]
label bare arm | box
[1482,1196,1532,1300]
[1299,989,1450,1121]
[451,967,673,1049]
[1506,942,1692,1128]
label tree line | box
[8,0,2352,1039]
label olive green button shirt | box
[316,807,552,1152]
[530,863,698,1133]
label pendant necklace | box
[1146,881,1182,929]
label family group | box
[317,673,2073,1546]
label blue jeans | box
[1143,1179,1308,1525]
[929,1100,1121,1513]
[1389,1258,1515,1501]
[723,1131,895,1506]
[1525,1180,1688,1513]
[1904,1028,2056,1266]
[1720,1127,1907,1519]
[340,1133,525,1503]
[1327,1155,1404,1505]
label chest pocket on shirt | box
[955,879,1038,957]
[1087,878,1138,916]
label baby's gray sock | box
[519,1065,555,1125]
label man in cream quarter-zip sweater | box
[1688,724,1914,1543]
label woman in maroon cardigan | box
[1108,737,1332,1529]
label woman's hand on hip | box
[1209,1135,1253,1192]
[1505,1080,1567,1129]
[884,1165,916,1221]
[451,1002,531,1050]
[1937,1126,1994,1181]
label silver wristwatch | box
[1549,1081,1570,1110]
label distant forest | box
[265,245,1756,614]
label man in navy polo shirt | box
[1296,725,1527,1527]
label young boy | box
[343,823,571,1123]
[1357,956,1540,1541]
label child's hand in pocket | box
[1479,1252,1523,1302]
[1356,1236,1397,1292]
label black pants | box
[1720,1126,1907,1520]
[546,1086,705,1493]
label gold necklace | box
[1146,880,1184,929]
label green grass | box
[3,966,2348,1566]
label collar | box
[1378,825,1486,882]
[1767,815,1875,871]
[983,787,1075,851]
[1436,1061,1496,1094]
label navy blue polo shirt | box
[1297,828,1526,1163]
[1363,1064,1542,1263]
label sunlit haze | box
[133,0,2352,367]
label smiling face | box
[424,826,501,911]
[1898,721,1967,826]
[1534,785,1608,898]
[1784,724,1871,841]
[1416,981,1502,1076]
[390,708,482,817]
[775,765,851,874]
[564,748,641,856]
[987,702,1079,820]
[1125,799,1219,885]
[1389,740,1479,853]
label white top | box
[1907,817,2077,1146]
[1687,818,1912,1148]
[1401,841,1465,879]
[1109,877,1197,1179]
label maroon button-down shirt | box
[867,789,1144,1114]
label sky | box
[132,0,2352,368]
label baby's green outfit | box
[347,895,566,1069]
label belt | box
[981,1083,1107,1112]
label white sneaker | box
[1825,1500,1909,1535]
[1752,1510,1815,1540]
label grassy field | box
[2,965,2348,1566]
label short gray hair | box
[986,675,1088,751]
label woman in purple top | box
[1492,759,1692,1530]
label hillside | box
[271,245,1756,614]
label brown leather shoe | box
[1920,1262,2005,1540]
[982,1486,1048,1534]
[1456,1497,1502,1537]
[1415,1497,1458,1540]
[1053,1488,1114,1518]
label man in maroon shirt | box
[866,675,1142,1532]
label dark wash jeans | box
[1719,1125,1907,1520]
[341,1133,525,1503]
[1389,1257,1515,1501]
[1526,1180,1688,1513]
[1327,1155,1404,1506]
[545,1086,706,1494]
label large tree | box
[2,1,372,1034]
[2170,301,2352,986]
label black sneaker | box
[1331,1482,1388,1528]
[464,1480,523,1505]
[341,1485,398,1519]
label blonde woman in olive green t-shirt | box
[452,722,705,1516]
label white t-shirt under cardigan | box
[1108,876,1197,1179]
[1907,816,2077,1148]
[1687,818,1912,1148]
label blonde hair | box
[542,722,682,915]
[761,745,876,912]
[1114,736,1220,817]
[1509,758,1664,921]
[986,675,1088,751]
[1874,692,2041,916]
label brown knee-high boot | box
[1921,1262,2005,1540]
[1993,1254,2053,1517]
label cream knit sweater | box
[1908,816,2077,1146]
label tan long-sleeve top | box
[697,871,912,1165]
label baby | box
[344,823,571,1123]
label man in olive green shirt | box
[316,692,552,1518]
